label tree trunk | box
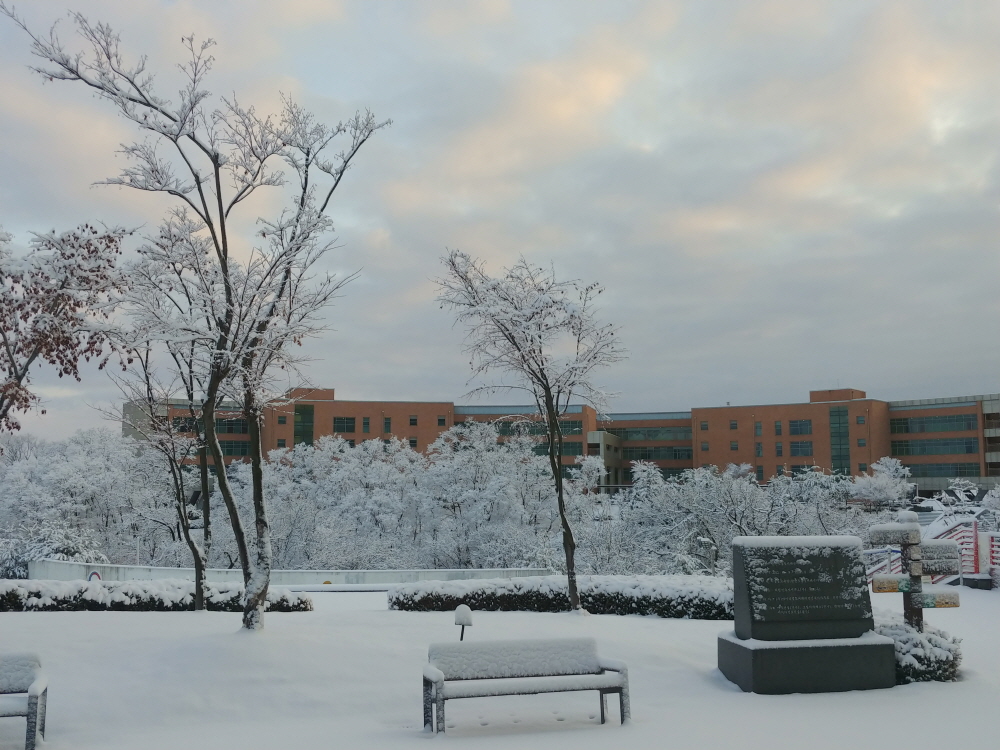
[203,395,252,584]
[197,444,212,610]
[241,394,272,630]
[544,393,581,610]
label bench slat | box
[441,672,625,699]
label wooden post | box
[901,538,923,632]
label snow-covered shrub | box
[874,611,962,683]
[388,574,734,620]
[0,579,312,613]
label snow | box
[428,638,602,679]
[1,588,998,748]
[717,630,894,650]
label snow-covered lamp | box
[455,604,472,641]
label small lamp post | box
[455,604,472,641]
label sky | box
[2,0,1000,441]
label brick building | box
[131,386,1000,495]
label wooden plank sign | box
[921,591,960,608]
[921,539,961,576]
[872,575,910,593]
[869,523,921,547]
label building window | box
[857,438,866,447]
[776,466,785,476]
[277,439,286,448]
[756,466,764,482]
[858,463,868,473]
[774,421,782,436]
[347,439,355,447]
[755,442,763,457]
[730,441,739,451]
[216,417,248,434]
[362,417,370,433]
[890,414,978,434]
[775,442,783,457]
[333,417,356,433]
[730,420,738,430]
[277,415,287,425]
[700,421,709,431]
[891,438,979,456]
[409,415,418,426]
[220,440,250,457]
[408,437,418,449]
[754,421,762,437]
[856,416,865,425]
[790,441,813,457]
[701,441,709,451]
[383,416,391,433]
[791,464,814,474]
[789,419,812,435]
[437,415,446,427]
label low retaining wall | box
[26,559,554,586]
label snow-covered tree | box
[0,224,127,433]
[850,456,913,508]
[438,251,625,609]
[3,6,388,629]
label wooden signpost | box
[869,511,961,631]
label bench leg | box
[25,695,39,750]
[39,688,47,738]
[436,693,446,733]
[619,685,630,723]
[599,690,607,724]
[423,678,434,732]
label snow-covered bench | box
[422,638,629,733]
[0,653,48,750]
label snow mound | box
[873,608,962,683]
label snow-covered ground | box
[1,588,996,749]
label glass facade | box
[905,462,979,477]
[604,426,692,441]
[293,405,314,446]
[216,417,248,434]
[890,414,977,434]
[623,446,693,460]
[829,406,850,474]
[892,438,978,456]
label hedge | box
[0,579,313,613]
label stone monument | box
[718,535,896,694]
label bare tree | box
[0,224,127,433]
[438,250,624,609]
[2,6,388,629]
[110,345,209,608]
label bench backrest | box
[0,653,41,694]
[428,638,601,680]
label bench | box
[422,638,629,733]
[0,653,48,750]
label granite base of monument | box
[718,630,896,694]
